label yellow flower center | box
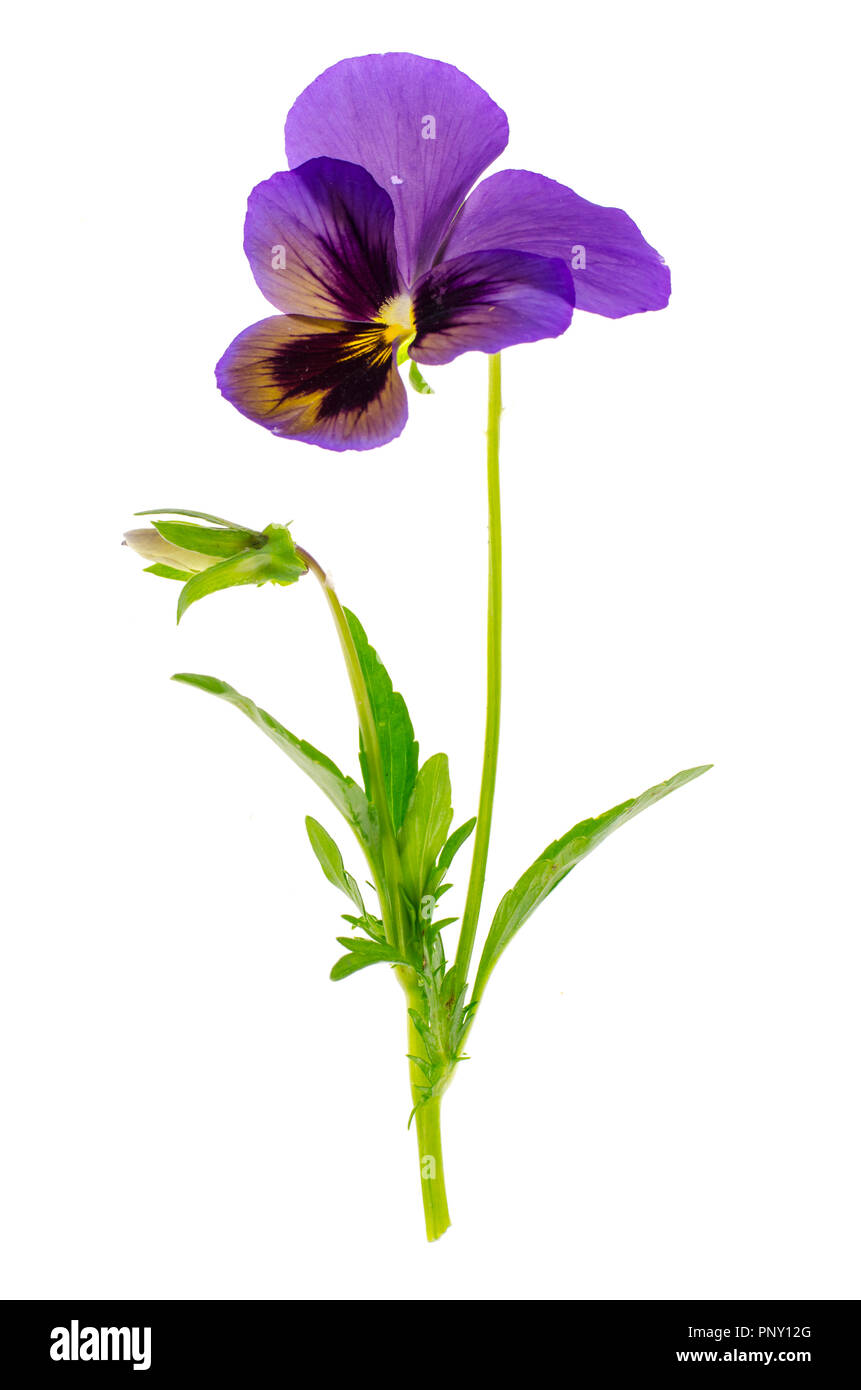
[376,293,414,340]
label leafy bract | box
[474,765,712,994]
[398,754,453,907]
[341,911,386,943]
[330,936,409,981]
[305,816,364,912]
[345,609,418,833]
[171,673,377,860]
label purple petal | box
[216,315,408,452]
[440,170,670,319]
[285,53,509,285]
[409,249,575,366]
[244,157,402,321]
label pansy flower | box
[216,53,670,451]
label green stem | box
[407,993,451,1241]
[301,548,448,1239]
[298,546,408,954]
[453,352,503,991]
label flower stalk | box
[454,352,503,992]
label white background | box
[2,0,858,1300]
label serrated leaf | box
[345,609,418,832]
[305,816,364,911]
[398,754,453,907]
[474,765,713,993]
[330,936,409,981]
[153,519,261,557]
[171,673,378,861]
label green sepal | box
[305,816,364,912]
[330,936,410,981]
[396,336,416,366]
[176,525,307,622]
[408,361,434,395]
[135,507,249,528]
[176,551,269,622]
[345,609,418,832]
[474,764,713,994]
[153,519,262,558]
[171,673,378,864]
[143,563,193,581]
[398,753,453,907]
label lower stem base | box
[413,1094,451,1241]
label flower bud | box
[125,510,308,622]
[123,529,221,574]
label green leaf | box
[330,936,409,981]
[344,609,418,832]
[408,361,434,395]
[305,816,364,912]
[435,817,476,878]
[143,562,193,581]
[474,765,713,993]
[398,754,453,907]
[153,519,262,557]
[171,673,378,860]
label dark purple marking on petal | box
[244,158,402,320]
[285,53,509,285]
[409,249,575,366]
[439,169,670,319]
[216,315,408,452]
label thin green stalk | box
[453,352,503,991]
[298,546,408,954]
